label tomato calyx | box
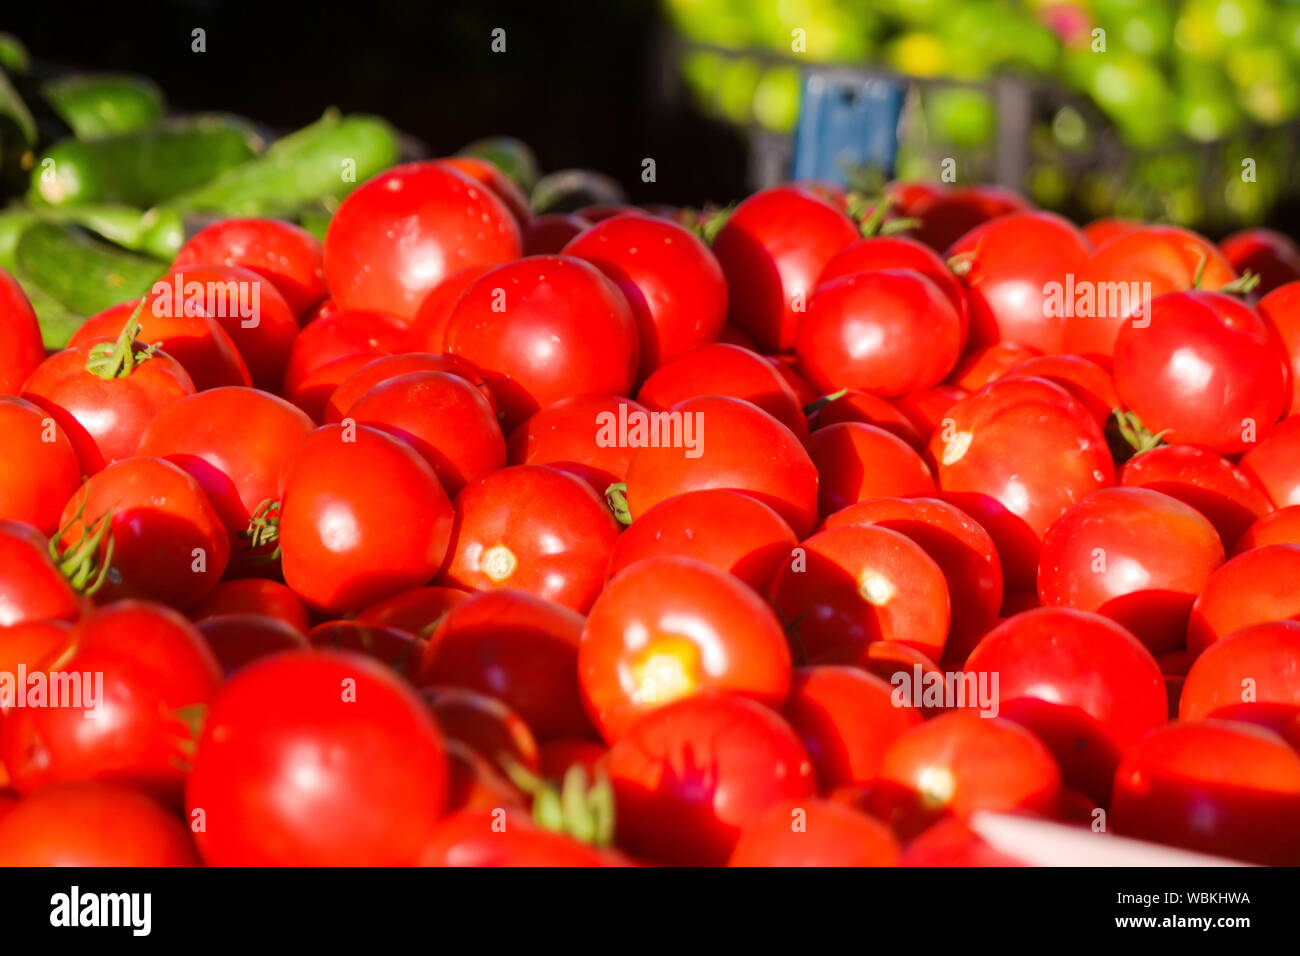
[947,252,975,277]
[1106,408,1167,462]
[803,388,849,416]
[845,194,916,239]
[1218,271,1261,297]
[50,499,115,596]
[168,703,209,772]
[84,298,157,380]
[604,482,632,525]
[503,759,615,848]
[678,203,733,245]
[241,499,283,559]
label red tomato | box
[69,296,251,391]
[0,267,43,395]
[769,523,950,664]
[172,217,327,317]
[0,521,85,626]
[60,456,230,608]
[818,234,969,343]
[821,496,1003,668]
[1181,621,1300,731]
[711,186,858,352]
[189,578,309,633]
[579,556,791,742]
[1038,487,1223,654]
[137,386,314,571]
[1065,225,1237,358]
[1239,411,1300,508]
[806,422,935,515]
[783,665,921,790]
[946,341,1040,391]
[346,371,505,497]
[22,334,195,474]
[0,396,82,535]
[0,619,74,699]
[415,589,592,740]
[1187,544,1300,656]
[606,691,815,865]
[507,394,650,492]
[419,808,615,866]
[187,650,448,865]
[436,156,532,229]
[565,215,727,378]
[1111,719,1300,865]
[623,395,820,537]
[637,343,807,438]
[282,308,417,410]
[307,619,423,676]
[1114,291,1289,455]
[930,377,1114,591]
[323,161,521,321]
[278,424,453,613]
[1234,505,1300,553]
[324,352,495,425]
[807,388,924,448]
[409,265,494,352]
[441,464,618,613]
[444,255,639,430]
[1081,217,1140,248]
[538,738,609,780]
[0,783,198,865]
[355,585,468,639]
[892,384,967,438]
[796,271,963,396]
[870,711,1061,838]
[908,185,1030,252]
[0,600,221,803]
[899,817,1028,866]
[964,607,1167,803]
[607,488,797,592]
[1257,282,1300,415]
[1120,443,1273,546]
[421,685,541,776]
[947,211,1091,353]
[728,798,900,866]
[283,353,382,424]
[1219,228,1300,295]
[196,613,309,676]
[523,214,588,256]
[1000,354,1119,427]
[441,740,525,813]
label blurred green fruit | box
[1176,0,1268,59]
[927,87,995,147]
[717,56,761,124]
[753,65,802,133]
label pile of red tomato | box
[2,161,1300,867]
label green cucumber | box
[14,221,166,316]
[0,34,29,74]
[42,73,165,139]
[22,278,85,349]
[0,206,38,272]
[34,203,183,259]
[30,114,262,207]
[167,110,399,217]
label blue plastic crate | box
[791,71,906,186]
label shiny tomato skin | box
[821,496,1003,668]
[436,157,532,229]
[196,613,309,677]
[346,370,505,498]
[769,523,950,664]
[947,211,1091,354]
[1257,282,1300,415]
[136,386,314,570]
[1038,487,1223,654]
[189,578,310,633]
[21,342,194,474]
[796,270,963,396]
[712,186,858,352]
[421,685,541,776]
[579,556,792,742]
[946,341,1040,391]
[355,585,468,639]
[284,353,382,424]
[1000,354,1119,428]
[1114,291,1289,454]
[728,798,900,866]
[637,343,807,439]
[307,619,423,677]
[1220,228,1300,295]
[892,384,967,439]
[172,217,327,317]
[419,808,615,866]
[899,817,1028,866]
[282,308,417,406]
[0,521,85,627]
[1065,225,1236,358]
[1234,505,1300,553]
[807,388,924,448]
[444,256,639,431]
[624,395,820,537]
[1239,414,1300,508]
[325,351,496,424]
[441,464,618,613]
[869,711,1061,838]
[806,422,935,516]
[1187,544,1300,656]
[607,488,797,592]
[0,396,82,535]
[323,161,521,321]
[411,264,495,353]
[507,394,650,492]
[1111,719,1300,865]
[564,215,727,378]
[930,376,1113,591]
[908,185,1029,252]
[0,619,74,693]
[278,424,454,614]
[523,214,588,257]
[415,589,592,741]
[783,665,922,791]
[60,456,230,608]
[964,607,1167,803]
[1180,620,1300,731]
[607,691,815,866]
[187,650,448,865]
[0,268,43,395]
[0,600,221,803]
[0,783,198,866]
[1081,217,1141,248]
